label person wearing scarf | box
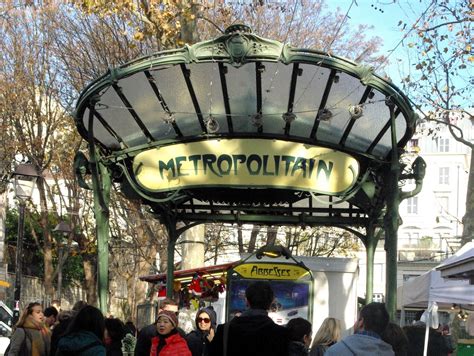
[7,302,51,356]
[150,310,191,356]
[185,307,217,356]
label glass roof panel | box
[372,115,407,158]
[93,86,147,146]
[150,65,202,135]
[81,107,121,148]
[260,62,292,134]
[344,90,391,151]
[316,72,368,144]
[225,63,257,132]
[188,62,227,132]
[291,64,330,138]
[117,72,176,140]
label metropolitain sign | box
[132,139,359,194]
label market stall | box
[397,246,474,356]
[437,242,474,285]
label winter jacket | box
[288,340,310,356]
[106,339,124,356]
[403,325,451,356]
[135,322,186,356]
[134,324,157,356]
[150,332,191,356]
[7,322,50,356]
[209,309,289,356]
[309,344,330,356]
[55,330,106,356]
[186,330,212,356]
[50,312,74,356]
[325,332,395,356]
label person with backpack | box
[55,305,106,356]
[6,302,51,356]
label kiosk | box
[140,246,358,335]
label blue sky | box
[327,0,429,84]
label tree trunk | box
[36,177,55,300]
[82,253,97,305]
[462,149,474,246]
[179,1,199,44]
[237,228,244,254]
[248,225,260,253]
[266,228,277,246]
[127,256,150,321]
[0,192,7,301]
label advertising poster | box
[228,279,310,325]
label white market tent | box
[397,243,474,311]
[437,242,474,284]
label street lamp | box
[53,221,74,303]
[11,163,40,325]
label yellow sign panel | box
[233,263,309,280]
[133,139,359,194]
[0,280,11,288]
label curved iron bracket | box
[115,161,185,204]
[74,151,92,190]
[400,156,426,201]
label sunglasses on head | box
[197,317,211,323]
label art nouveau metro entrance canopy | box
[73,24,423,318]
[74,24,416,226]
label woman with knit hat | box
[7,302,51,356]
[185,307,217,356]
[150,310,191,356]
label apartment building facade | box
[358,118,473,301]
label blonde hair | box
[14,302,42,330]
[311,317,342,348]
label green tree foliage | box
[5,209,84,286]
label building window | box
[438,197,449,214]
[437,137,450,152]
[406,197,418,214]
[439,167,450,184]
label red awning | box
[139,261,238,284]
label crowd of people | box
[6,282,457,356]
[6,300,136,356]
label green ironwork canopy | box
[74,24,416,225]
[72,24,422,318]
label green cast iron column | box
[90,152,111,313]
[384,101,400,320]
[365,224,376,305]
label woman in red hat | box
[150,310,191,356]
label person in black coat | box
[209,281,289,356]
[186,307,217,356]
[287,317,312,356]
[403,322,451,356]
[105,318,126,356]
